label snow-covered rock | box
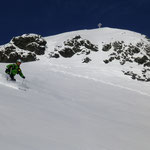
[49,35,98,58]
[102,41,150,81]
[12,34,47,55]
[0,34,47,63]
[46,27,150,81]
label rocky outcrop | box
[102,41,150,81]
[49,35,98,63]
[0,43,36,63]
[122,68,150,82]
[12,34,47,55]
[102,41,150,66]
[82,57,91,63]
[0,34,47,63]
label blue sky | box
[0,0,150,45]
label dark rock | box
[79,49,90,55]
[103,59,109,64]
[144,62,150,67]
[146,78,150,82]
[126,58,133,63]
[9,52,20,62]
[22,53,36,62]
[73,35,81,40]
[103,40,150,82]
[142,69,147,73]
[136,42,144,48]
[113,41,122,51]
[109,57,115,62]
[84,41,98,52]
[145,45,150,56]
[137,78,145,81]
[102,44,111,51]
[115,56,120,60]
[12,34,47,55]
[0,40,39,63]
[116,49,122,54]
[131,74,136,80]
[54,35,98,58]
[120,60,126,65]
[123,71,131,75]
[26,42,45,55]
[59,48,75,57]
[49,52,60,58]
[110,52,117,56]
[82,57,91,63]
[0,33,47,63]
[0,51,8,62]
[0,47,36,63]
[132,47,140,53]
[134,55,148,64]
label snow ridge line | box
[49,68,150,97]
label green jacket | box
[6,64,25,78]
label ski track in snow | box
[0,80,19,90]
[0,74,19,90]
[2,60,149,96]
[48,66,150,97]
[0,73,28,91]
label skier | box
[5,59,25,81]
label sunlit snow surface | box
[0,28,150,150]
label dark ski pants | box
[9,74,16,81]
[5,69,16,81]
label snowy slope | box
[0,27,150,150]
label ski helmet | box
[16,59,22,63]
